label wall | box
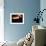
[40,0,46,27]
[4,0,40,42]
[0,0,4,42]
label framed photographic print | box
[10,13,24,24]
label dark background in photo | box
[12,14,23,23]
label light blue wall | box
[4,0,40,42]
[40,0,46,27]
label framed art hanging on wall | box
[10,13,24,24]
